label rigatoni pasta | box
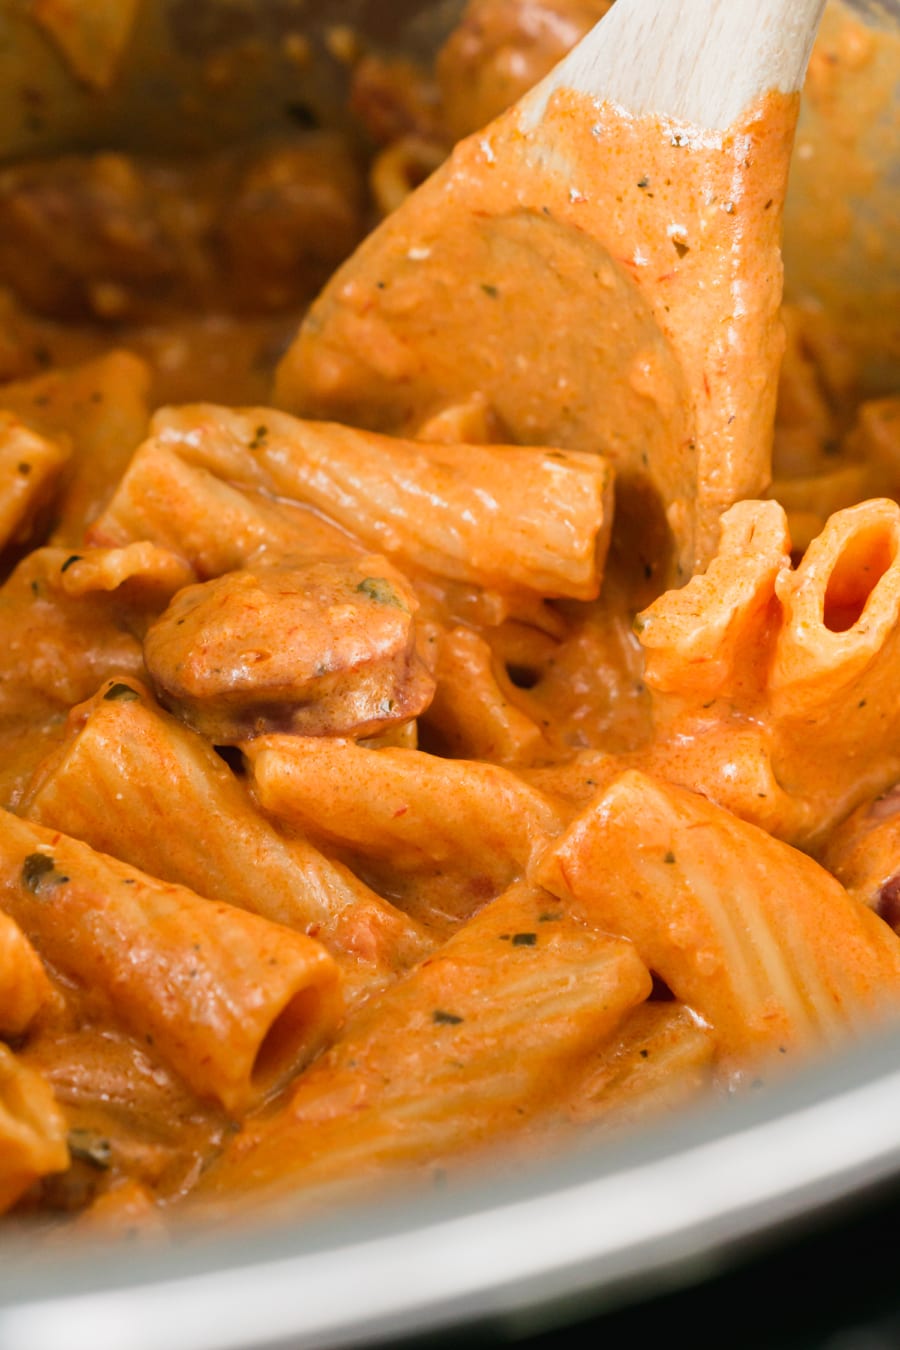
[0,809,344,1111]
[20,679,431,997]
[0,1045,68,1214]
[197,882,652,1211]
[534,769,900,1069]
[0,0,896,1237]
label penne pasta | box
[637,499,790,703]
[21,1024,227,1208]
[843,396,900,496]
[246,733,566,929]
[515,1003,716,1161]
[369,136,446,219]
[558,1002,717,1135]
[88,434,356,578]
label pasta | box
[0,809,344,1111]
[0,0,896,1236]
[198,881,652,1213]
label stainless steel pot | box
[0,5,897,1347]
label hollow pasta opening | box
[822,524,897,633]
[251,985,327,1095]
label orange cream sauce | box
[0,0,896,1233]
[276,88,798,582]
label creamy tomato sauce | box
[277,88,798,582]
[0,0,896,1236]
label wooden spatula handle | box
[524,0,827,129]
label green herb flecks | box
[356,578,405,609]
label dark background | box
[381,1173,900,1350]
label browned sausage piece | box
[143,556,435,743]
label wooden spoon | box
[276,0,826,585]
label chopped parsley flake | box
[356,578,405,608]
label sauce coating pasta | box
[0,0,897,1234]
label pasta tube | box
[517,1003,715,1161]
[769,498,900,846]
[637,498,789,703]
[20,680,430,994]
[0,810,344,1111]
[844,396,900,496]
[0,350,150,543]
[88,435,354,578]
[0,413,70,552]
[822,786,900,921]
[246,734,563,881]
[198,882,651,1205]
[423,624,550,765]
[559,1003,716,1135]
[767,463,878,556]
[0,1044,68,1214]
[0,548,144,720]
[632,500,900,847]
[535,770,900,1071]
[0,909,55,1037]
[112,404,615,600]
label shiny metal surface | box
[0,5,897,1346]
[3,1030,900,1349]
